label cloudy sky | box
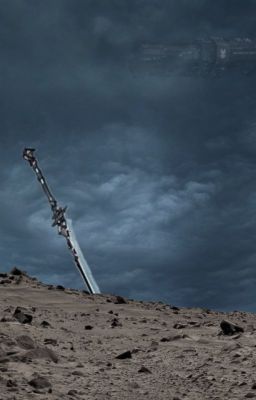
[1,0,256,311]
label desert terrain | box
[0,268,256,399]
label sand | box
[0,269,256,399]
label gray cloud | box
[1,0,256,311]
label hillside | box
[0,268,256,399]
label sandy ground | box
[0,269,256,399]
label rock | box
[111,318,122,328]
[138,366,151,373]
[13,307,33,324]
[170,306,180,311]
[16,335,35,350]
[220,320,244,336]
[0,317,9,323]
[116,350,132,360]
[10,267,23,276]
[40,320,51,328]
[245,393,256,398]
[44,338,57,346]
[72,370,85,377]
[188,321,201,327]
[0,279,12,284]
[252,383,256,390]
[114,295,127,304]
[6,379,17,387]
[160,334,187,342]
[28,376,52,389]
[20,347,58,363]
[0,273,7,278]
[56,285,65,290]
[68,389,78,396]
[173,323,187,329]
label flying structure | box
[23,148,100,294]
[130,38,256,77]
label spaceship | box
[130,38,256,77]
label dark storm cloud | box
[1,0,256,311]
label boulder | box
[220,320,244,336]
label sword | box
[23,148,100,294]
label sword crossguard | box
[23,148,36,164]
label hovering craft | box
[23,148,100,294]
[130,38,256,77]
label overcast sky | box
[1,0,256,311]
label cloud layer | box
[1,0,256,311]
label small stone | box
[0,279,12,284]
[84,325,93,330]
[10,267,23,276]
[116,350,132,360]
[72,370,84,377]
[245,393,256,398]
[252,383,256,390]
[13,307,32,324]
[111,318,122,328]
[44,338,57,346]
[56,285,65,290]
[173,323,187,329]
[40,320,51,328]
[114,295,127,304]
[6,379,17,387]
[76,362,84,368]
[68,389,78,396]
[138,366,151,373]
[188,321,201,327]
[28,376,52,389]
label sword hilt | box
[23,148,36,165]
